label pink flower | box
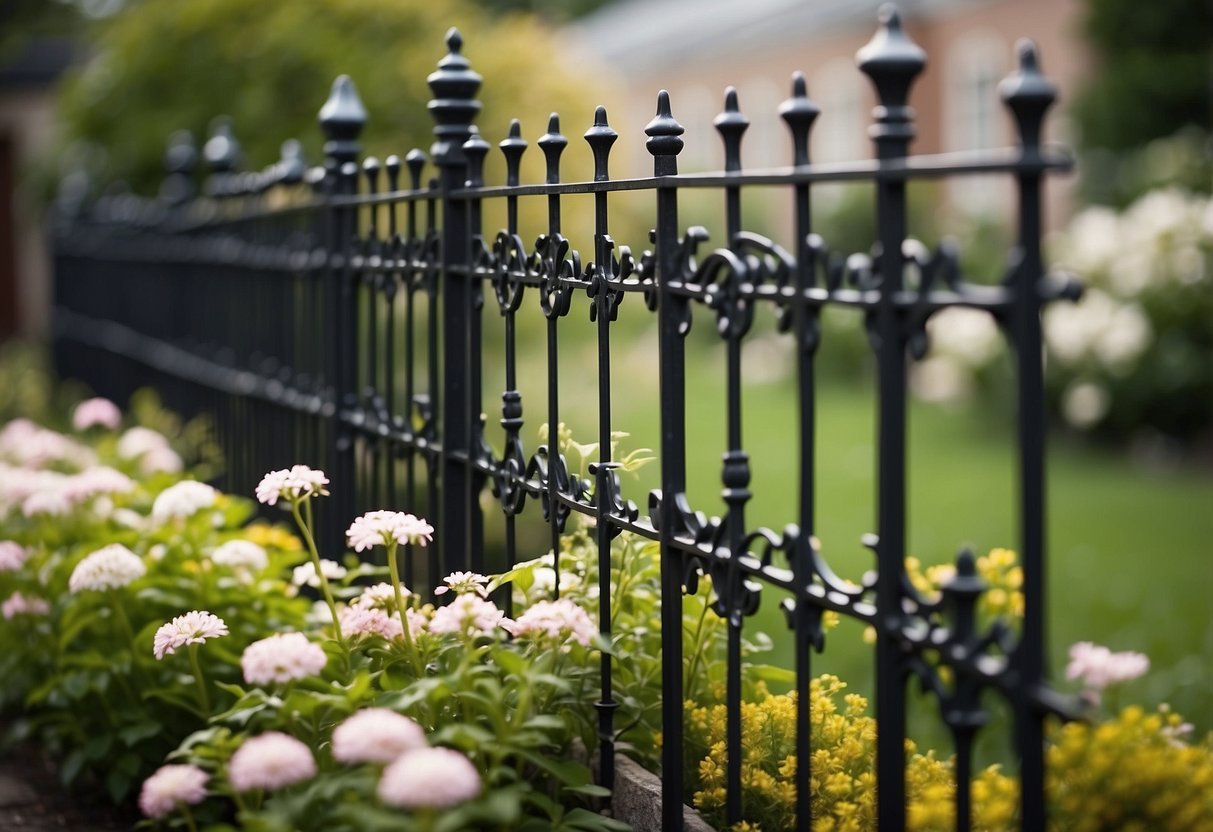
[377,747,481,809]
[426,594,508,639]
[153,611,229,659]
[138,763,209,819]
[72,398,122,432]
[241,632,328,685]
[140,445,183,475]
[228,732,316,792]
[63,466,135,501]
[210,540,269,573]
[0,541,28,572]
[1066,641,1150,693]
[345,510,433,552]
[339,605,403,640]
[509,598,598,647]
[291,559,347,588]
[332,708,427,764]
[116,426,171,459]
[351,582,409,610]
[255,465,329,506]
[434,571,490,597]
[68,544,145,592]
[1,591,50,619]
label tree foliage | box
[56,0,611,195]
[1073,0,1212,152]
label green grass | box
[481,320,1213,737]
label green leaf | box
[563,783,612,798]
[747,663,796,685]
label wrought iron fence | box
[51,5,1083,829]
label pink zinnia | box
[377,747,481,809]
[0,541,28,572]
[153,611,229,659]
[241,632,328,685]
[331,708,427,765]
[1,591,50,619]
[72,398,122,432]
[427,594,508,639]
[138,763,208,819]
[228,732,316,792]
[1065,641,1150,691]
[509,598,598,647]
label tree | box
[56,0,612,195]
[1073,0,1212,152]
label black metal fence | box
[51,6,1082,830]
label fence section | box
[52,6,1081,830]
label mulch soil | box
[0,742,135,831]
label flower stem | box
[387,541,423,678]
[291,497,344,643]
[188,643,210,715]
[181,803,199,832]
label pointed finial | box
[584,106,618,182]
[714,87,749,173]
[999,39,1056,150]
[538,113,567,184]
[203,116,241,173]
[405,149,427,189]
[463,125,491,187]
[500,119,527,187]
[857,4,926,144]
[780,72,820,166]
[319,75,367,168]
[427,27,482,166]
[645,90,684,175]
[277,139,306,184]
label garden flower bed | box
[1,385,1211,830]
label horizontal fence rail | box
[51,5,1084,830]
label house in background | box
[0,38,77,341]
[572,0,1089,230]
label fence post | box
[1001,40,1057,831]
[646,89,687,832]
[319,75,366,551]
[857,7,925,831]
[428,29,482,576]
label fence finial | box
[584,106,617,183]
[276,139,307,185]
[857,4,926,142]
[645,90,684,176]
[538,114,567,185]
[463,126,491,188]
[427,27,482,167]
[318,75,367,170]
[203,116,240,174]
[999,39,1056,150]
[779,72,819,167]
[500,120,527,187]
[160,130,197,205]
[714,88,748,174]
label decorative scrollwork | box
[492,230,527,313]
[586,234,627,324]
[532,232,579,319]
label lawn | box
[482,315,1213,738]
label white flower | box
[0,419,95,468]
[211,539,269,573]
[241,632,327,685]
[434,571,490,597]
[228,732,316,791]
[291,559,347,588]
[21,488,75,518]
[1065,641,1149,694]
[508,598,597,647]
[926,306,1002,367]
[117,426,171,460]
[152,481,217,523]
[332,708,427,764]
[64,466,135,502]
[255,465,329,506]
[72,398,122,432]
[140,445,184,476]
[153,610,229,659]
[69,544,146,593]
[345,510,433,552]
[377,747,481,809]
[909,355,971,404]
[1062,381,1110,429]
[138,764,209,819]
[427,594,508,638]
